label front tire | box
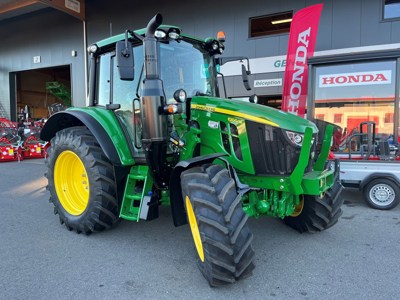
[181,164,255,287]
[46,126,119,234]
[363,178,400,210]
[283,181,344,233]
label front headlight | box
[284,130,316,148]
[285,131,304,147]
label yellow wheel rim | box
[186,196,205,262]
[291,197,304,217]
[54,150,90,216]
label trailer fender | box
[359,173,400,191]
[40,111,121,165]
[170,153,227,227]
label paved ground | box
[0,159,399,300]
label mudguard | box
[40,108,135,166]
[360,173,400,191]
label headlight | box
[285,131,304,147]
[285,130,315,148]
[173,89,187,103]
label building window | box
[313,60,396,152]
[334,114,343,123]
[384,113,394,123]
[249,11,293,38]
[316,114,325,120]
[383,0,400,20]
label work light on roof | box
[155,30,167,38]
[168,29,180,40]
[87,44,98,54]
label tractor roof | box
[96,25,205,48]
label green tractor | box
[41,14,343,286]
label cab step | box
[119,165,153,221]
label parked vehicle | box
[317,119,400,210]
[40,14,342,286]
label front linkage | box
[238,125,342,228]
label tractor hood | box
[191,96,318,133]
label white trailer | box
[339,160,400,210]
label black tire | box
[46,126,118,234]
[283,181,344,233]
[363,178,400,210]
[181,164,255,287]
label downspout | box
[83,20,89,106]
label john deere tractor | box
[41,14,343,286]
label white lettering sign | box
[65,0,81,13]
[319,70,392,88]
[254,78,282,88]
[220,55,286,76]
[286,27,311,115]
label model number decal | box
[228,117,243,125]
[208,121,219,129]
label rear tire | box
[283,181,344,233]
[181,164,255,287]
[46,126,119,234]
[363,178,400,210]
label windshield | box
[160,39,217,100]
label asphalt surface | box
[0,159,399,300]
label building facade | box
[1,0,400,141]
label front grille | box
[246,121,315,176]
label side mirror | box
[116,40,134,81]
[241,64,251,91]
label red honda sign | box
[281,4,323,118]
[319,70,392,87]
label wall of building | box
[85,0,400,98]
[1,0,400,118]
[85,0,400,57]
[0,8,85,119]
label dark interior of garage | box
[14,65,71,121]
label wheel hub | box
[54,150,90,215]
[370,184,394,204]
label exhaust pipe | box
[146,13,163,37]
[140,13,169,188]
[144,13,163,79]
[141,13,166,142]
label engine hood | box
[191,96,318,133]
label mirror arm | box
[217,71,228,98]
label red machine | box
[21,131,49,159]
[0,117,48,162]
[0,118,22,162]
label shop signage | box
[254,78,282,88]
[220,55,286,76]
[319,70,392,88]
[281,4,323,118]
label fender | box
[170,153,227,227]
[40,109,135,166]
[359,173,400,191]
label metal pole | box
[83,20,88,106]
